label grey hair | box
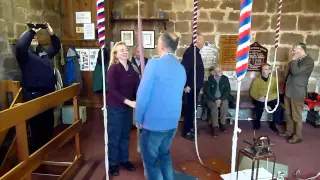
[294,43,307,52]
[160,32,179,52]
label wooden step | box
[73,160,100,180]
[179,158,230,180]
[31,173,59,180]
[90,160,106,180]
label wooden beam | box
[0,83,80,132]
[59,155,84,180]
[42,161,72,167]
[0,81,8,110]
[0,138,18,176]
[6,82,20,95]
[0,81,22,176]
[15,122,29,162]
[0,120,83,180]
[73,96,81,155]
[15,121,31,180]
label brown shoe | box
[279,132,292,138]
[212,127,219,139]
[288,137,302,144]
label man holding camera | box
[279,43,314,144]
[15,22,61,153]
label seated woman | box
[249,63,283,133]
[205,66,232,138]
[106,41,140,176]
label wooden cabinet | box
[60,0,112,108]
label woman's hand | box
[124,99,136,108]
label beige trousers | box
[284,95,304,139]
[207,99,229,127]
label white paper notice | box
[76,48,90,71]
[76,12,91,24]
[89,49,100,71]
[84,23,95,40]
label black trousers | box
[24,91,54,154]
[253,99,283,129]
[182,89,200,136]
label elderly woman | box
[106,41,140,176]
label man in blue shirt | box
[135,32,186,180]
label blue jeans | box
[140,128,177,180]
[107,106,133,166]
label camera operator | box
[15,22,61,153]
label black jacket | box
[15,30,61,93]
[131,56,148,74]
[181,44,204,90]
[205,75,232,101]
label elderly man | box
[250,63,283,133]
[135,32,186,180]
[131,46,148,74]
[181,32,205,140]
[15,23,61,153]
[205,66,232,138]
[279,43,314,144]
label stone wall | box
[113,0,320,91]
[0,0,61,81]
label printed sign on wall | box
[248,42,268,71]
[75,48,99,71]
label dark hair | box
[161,32,179,52]
[294,43,307,52]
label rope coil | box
[264,0,282,113]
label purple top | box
[107,62,140,108]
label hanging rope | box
[96,1,108,180]
[192,0,204,166]
[264,0,282,113]
[191,0,220,175]
[231,0,252,179]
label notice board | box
[218,35,238,70]
[248,42,268,71]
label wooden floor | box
[38,108,320,180]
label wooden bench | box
[0,83,83,180]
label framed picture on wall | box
[142,30,155,49]
[120,30,134,46]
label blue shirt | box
[135,53,186,131]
